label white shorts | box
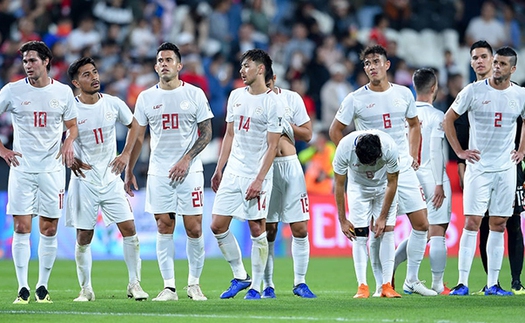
[347,184,397,228]
[463,166,515,217]
[7,168,65,218]
[396,167,427,215]
[419,178,452,225]
[212,170,273,221]
[66,177,134,230]
[146,172,204,216]
[267,156,310,224]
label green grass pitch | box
[1,257,525,322]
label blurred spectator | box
[42,17,73,50]
[268,30,289,71]
[243,0,272,36]
[394,59,412,87]
[48,41,69,82]
[15,17,41,43]
[500,3,521,49]
[129,17,159,60]
[23,0,63,36]
[465,0,505,48]
[283,22,315,70]
[298,130,336,195]
[66,14,101,62]
[317,35,344,70]
[305,48,331,122]
[204,52,233,138]
[290,78,316,120]
[229,22,268,64]
[92,0,134,39]
[410,0,456,31]
[180,54,210,97]
[368,13,389,48]
[208,0,234,56]
[330,0,359,42]
[320,63,353,130]
[438,49,460,86]
[383,0,411,30]
[0,0,16,46]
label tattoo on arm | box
[187,119,212,159]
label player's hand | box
[124,171,138,197]
[458,149,480,164]
[211,171,222,193]
[432,185,445,209]
[0,148,22,167]
[245,178,263,201]
[373,218,386,238]
[169,156,190,182]
[109,153,130,175]
[411,158,419,171]
[57,137,75,167]
[511,150,525,164]
[340,218,356,241]
[70,158,91,178]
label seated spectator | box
[299,130,336,195]
[369,13,389,48]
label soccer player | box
[329,45,436,296]
[412,68,452,295]
[210,49,284,300]
[444,46,525,296]
[65,57,148,302]
[262,70,316,299]
[0,41,78,304]
[333,130,401,299]
[126,42,213,301]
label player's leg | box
[263,222,278,298]
[429,224,448,294]
[375,193,399,298]
[478,215,489,274]
[245,217,268,299]
[290,220,315,297]
[74,229,96,302]
[352,227,370,298]
[507,213,524,293]
[182,214,207,300]
[264,165,282,298]
[152,213,177,300]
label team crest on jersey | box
[180,100,190,110]
[49,99,60,109]
[284,106,292,117]
[509,100,517,110]
[393,99,401,107]
[255,107,263,115]
[105,112,114,120]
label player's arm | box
[334,172,355,240]
[430,135,446,209]
[245,131,280,200]
[109,117,140,175]
[511,118,525,164]
[0,139,22,167]
[211,121,233,192]
[329,119,347,146]
[124,123,147,197]
[406,116,421,170]
[375,170,399,238]
[293,120,313,143]
[169,118,212,181]
[60,118,78,167]
[444,108,479,162]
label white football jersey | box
[333,129,399,187]
[225,87,284,179]
[134,81,214,176]
[73,93,133,185]
[416,101,449,183]
[452,79,525,172]
[336,83,417,171]
[0,77,77,172]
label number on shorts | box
[58,192,64,209]
[191,190,203,207]
[257,195,266,211]
[300,196,309,213]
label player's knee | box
[291,226,308,238]
[354,227,369,237]
[185,226,202,239]
[266,223,278,241]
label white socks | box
[380,231,395,284]
[487,230,504,288]
[187,235,205,286]
[123,234,141,284]
[263,241,275,288]
[353,236,368,286]
[369,233,383,291]
[393,238,408,272]
[215,230,247,279]
[250,232,268,292]
[406,229,427,283]
[75,243,92,289]
[458,229,477,286]
[36,233,57,289]
[12,232,30,291]
[429,236,447,292]
[292,235,310,286]
[157,233,175,288]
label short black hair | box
[241,49,272,76]
[495,46,518,66]
[67,57,97,81]
[360,45,388,61]
[156,42,182,62]
[470,40,493,56]
[265,65,274,84]
[412,67,437,94]
[355,134,382,165]
[19,41,53,72]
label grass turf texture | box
[1,257,525,322]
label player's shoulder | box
[390,83,414,96]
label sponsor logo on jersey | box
[78,119,87,125]
[21,101,31,106]
[194,186,202,191]
[152,104,162,110]
[366,103,375,109]
[180,100,190,110]
[482,100,491,105]
[49,99,60,108]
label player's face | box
[22,50,48,81]
[239,58,262,86]
[363,54,390,84]
[470,48,493,79]
[155,50,182,82]
[74,63,100,95]
[492,54,515,82]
